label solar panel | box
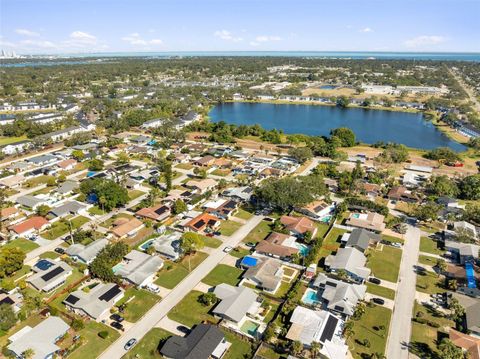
[154,206,168,215]
[99,285,122,301]
[41,266,65,281]
[0,296,14,306]
[320,315,339,343]
[65,294,80,305]
[326,281,337,287]
[194,220,205,229]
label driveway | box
[98,215,264,359]
[386,225,421,359]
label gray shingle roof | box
[212,284,258,323]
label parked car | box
[124,338,137,351]
[223,246,233,253]
[111,321,124,331]
[372,298,385,305]
[177,325,190,334]
[368,277,381,285]
[110,314,124,323]
[144,284,161,294]
[392,242,402,248]
[54,247,65,254]
[245,242,256,248]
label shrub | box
[98,331,109,339]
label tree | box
[449,297,465,323]
[263,323,277,343]
[35,204,51,217]
[336,96,350,108]
[164,161,173,192]
[353,302,366,320]
[80,178,129,211]
[0,247,25,278]
[88,158,104,171]
[438,338,465,359]
[378,143,409,163]
[330,127,355,147]
[115,151,130,165]
[71,150,85,161]
[436,259,447,275]
[290,340,303,356]
[71,318,85,331]
[459,174,480,200]
[198,292,217,306]
[427,175,459,197]
[413,202,440,222]
[21,349,35,359]
[180,232,205,255]
[89,242,129,282]
[0,304,17,331]
[172,199,187,215]
[425,147,461,163]
[288,146,313,164]
[310,341,321,359]
[0,188,6,233]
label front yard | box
[68,321,120,359]
[318,227,345,259]
[242,219,271,244]
[3,238,39,253]
[219,220,242,236]
[115,288,161,322]
[155,251,208,289]
[202,264,244,286]
[123,328,172,359]
[419,236,444,256]
[167,290,219,327]
[365,283,396,300]
[41,215,90,240]
[416,270,445,294]
[367,245,402,282]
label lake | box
[209,102,466,151]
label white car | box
[144,284,161,294]
[223,246,233,253]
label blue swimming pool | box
[302,288,321,306]
[139,239,154,251]
[296,243,310,257]
[466,262,477,289]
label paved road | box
[98,215,264,359]
[386,225,421,359]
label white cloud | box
[70,31,97,42]
[15,28,40,37]
[360,27,373,33]
[214,30,243,42]
[20,39,57,49]
[121,33,163,46]
[254,35,282,42]
[404,35,446,48]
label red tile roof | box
[9,216,49,234]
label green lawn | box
[347,304,392,358]
[88,206,104,216]
[0,135,28,146]
[3,238,39,253]
[382,234,404,244]
[419,236,444,256]
[202,264,244,286]
[222,329,253,359]
[41,215,90,240]
[23,175,55,188]
[211,169,229,177]
[168,290,219,327]
[418,254,438,267]
[10,265,31,282]
[100,212,133,229]
[242,220,271,244]
[234,208,253,220]
[315,223,330,239]
[367,245,402,282]
[155,252,208,289]
[366,283,396,300]
[230,246,251,258]
[410,301,454,359]
[116,288,160,322]
[128,189,146,201]
[318,227,345,259]
[175,163,194,170]
[202,235,222,248]
[39,251,61,260]
[123,328,172,359]
[68,321,120,359]
[219,220,242,236]
[416,271,445,294]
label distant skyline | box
[1,0,479,54]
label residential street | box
[98,215,264,359]
[386,225,421,359]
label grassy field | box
[0,135,28,146]
[3,238,39,253]
[88,206,104,216]
[315,222,330,239]
[128,189,145,201]
[39,251,61,260]
[223,329,253,359]
[41,215,90,240]
[230,246,251,258]
[382,234,404,244]
[366,283,396,300]
[234,208,253,220]
[175,163,194,170]
[23,175,55,188]
[202,235,222,248]
[242,219,271,244]
[416,270,445,294]
[155,251,208,289]
[168,290,219,327]
[202,264,244,286]
[347,304,392,358]
[116,288,161,322]
[367,245,402,282]
[318,227,345,259]
[219,220,242,236]
[100,212,133,228]
[419,237,444,256]
[418,254,439,267]
[123,328,172,359]
[68,321,120,359]
[410,301,454,359]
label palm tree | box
[370,353,386,359]
[99,196,106,214]
[22,348,35,359]
[60,218,74,245]
[310,341,321,358]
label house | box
[160,324,230,359]
[243,257,284,293]
[115,250,163,287]
[150,232,182,261]
[452,293,480,337]
[346,212,386,232]
[324,178,339,192]
[280,215,318,237]
[39,125,90,143]
[27,261,72,292]
[343,228,381,252]
[7,316,70,359]
[63,283,124,321]
[57,180,80,195]
[0,175,25,188]
[449,329,480,359]
[26,154,57,166]
[15,195,46,210]
[212,284,260,324]
[1,207,19,222]
[49,201,87,218]
[286,306,347,358]
[0,291,23,313]
[193,155,216,167]
[66,238,109,264]
[141,118,165,129]
[1,140,32,155]
[185,178,218,194]
[325,247,371,283]
[203,199,238,219]
[255,232,300,260]
[111,217,144,238]
[454,221,478,240]
[445,240,480,265]
[185,212,220,233]
[9,216,49,236]
[387,186,419,203]
[312,273,367,317]
[222,186,253,202]
[56,158,77,171]
[136,204,171,222]
[297,200,335,221]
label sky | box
[0,0,479,54]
